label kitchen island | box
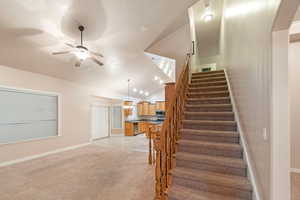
[125,120,163,136]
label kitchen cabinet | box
[138,121,149,134]
[125,122,134,136]
[143,102,150,115]
[123,101,133,117]
[137,103,143,116]
[138,121,146,133]
[149,104,156,115]
[137,101,165,116]
[137,101,150,116]
[156,101,165,111]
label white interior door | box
[91,105,109,140]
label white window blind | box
[0,87,59,144]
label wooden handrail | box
[154,54,191,200]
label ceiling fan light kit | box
[52,25,104,67]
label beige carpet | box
[0,136,154,200]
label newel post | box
[165,82,175,110]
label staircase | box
[168,70,253,200]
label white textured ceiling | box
[0,0,199,99]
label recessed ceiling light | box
[145,92,149,96]
[133,88,137,92]
[139,90,144,94]
[159,80,164,85]
[154,76,159,81]
[203,13,214,22]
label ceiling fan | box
[52,25,104,67]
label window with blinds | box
[0,87,59,144]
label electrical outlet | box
[263,128,268,141]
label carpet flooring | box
[0,135,154,200]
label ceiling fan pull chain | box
[81,29,83,46]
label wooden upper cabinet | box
[143,102,150,115]
[156,101,165,111]
[149,104,156,115]
[161,102,165,111]
[137,101,165,116]
[137,103,143,116]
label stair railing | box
[154,53,191,200]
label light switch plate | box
[263,128,268,141]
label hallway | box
[0,135,154,200]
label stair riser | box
[189,87,228,93]
[190,82,227,88]
[185,106,232,112]
[192,73,225,79]
[183,123,237,131]
[181,134,239,144]
[186,99,231,105]
[173,176,252,200]
[188,92,229,98]
[191,78,226,84]
[184,114,234,121]
[176,159,247,177]
[178,145,243,158]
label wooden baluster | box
[154,54,190,200]
[148,126,153,165]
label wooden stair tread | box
[172,167,252,191]
[178,139,242,151]
[181,129,238,137]
[169,184,246,200]
[176,152,246,169]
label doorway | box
[91,105,110,140]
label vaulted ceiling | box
[0,0,199,98]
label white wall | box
[146,24,191,80]
[289,41,300,169]
[220,0,281,199]
[0,65,113,163]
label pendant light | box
[123,79,133,109]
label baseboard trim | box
[0,142,91,168]
[290,168,300,174]
[224,69,261,200]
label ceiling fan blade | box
[90,51,104,58]
[52,51,70,55]
[91,57,104,66]
[65,43,75,48]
